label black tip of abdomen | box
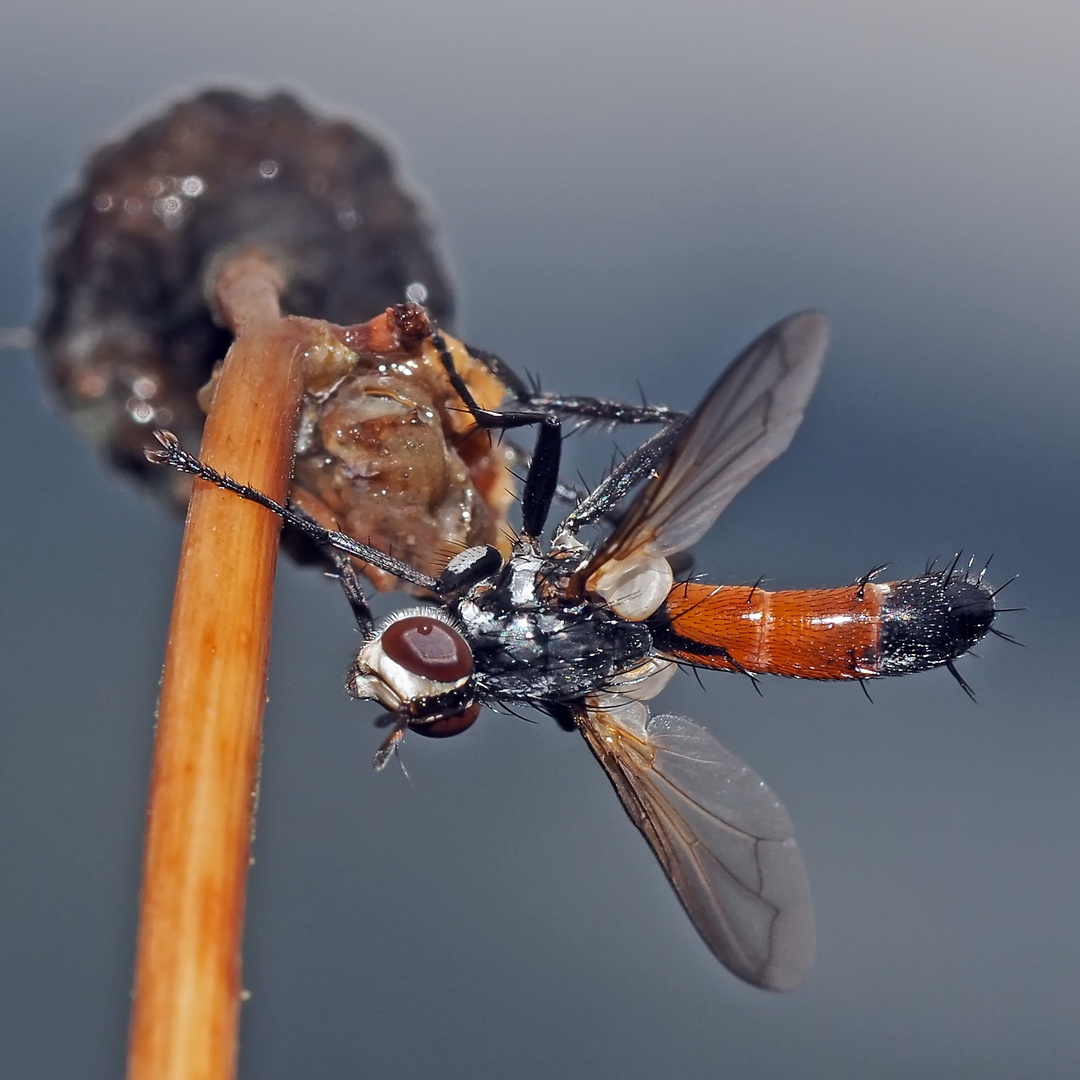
[878,573,996,675]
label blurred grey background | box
[1,2,1078,1077]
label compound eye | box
[381,616,472,681]
[411,702,481,739]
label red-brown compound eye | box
[381,616,472,681]
[411,703,481,739]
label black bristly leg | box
[461,342,533,401]
[518,419,561,540]
[458,339,690,539]
[323,549,375,638]
[456,338,694,541]
[242,491,377,635]
[434,330,562,540]
[144,432,442,594]
[246,496,376,636]
[460,340,691,536]
[462,342,686,427]
[511,391,684,427]
[558,420,686,538]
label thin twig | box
[127,250,310,1080]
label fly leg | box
[442,335,692,541]
[459,343,691,542]
[322,548,375,638]
[433,329,563,541]
[243,494,378,636]
[463,342,686,427]
[456,339,690,538]
[504,445,665,548]
[145,431,442,594]
[497,442,606,518]
[556,422,685,539]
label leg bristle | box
[945,551,964,583]
[946,659,977,701]
[990,575,1019,599]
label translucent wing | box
[577,696,814,990]
[589,311,828,571]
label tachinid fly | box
[148,310,1001,991]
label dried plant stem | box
[127,252,310,1080]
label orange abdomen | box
[656,574,996,680]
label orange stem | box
[127,252,309,1080]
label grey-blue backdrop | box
[1,3,1077,1078]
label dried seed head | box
[36,88,454,508]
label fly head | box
[348,608,478,734]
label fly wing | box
[588,311,828,570]
[577,697,814,990]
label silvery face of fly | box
[149,308,1002,992]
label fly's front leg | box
[463,341,686,428]
[323,548,375,638]
[260,498,376,636]
[453,336,691,542]
[461,345,691,543]
[514,391,684,427]
[145,431,442,593]
[434,330,562,540]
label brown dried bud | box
[289,308,516,590]
[36,88,454,509]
